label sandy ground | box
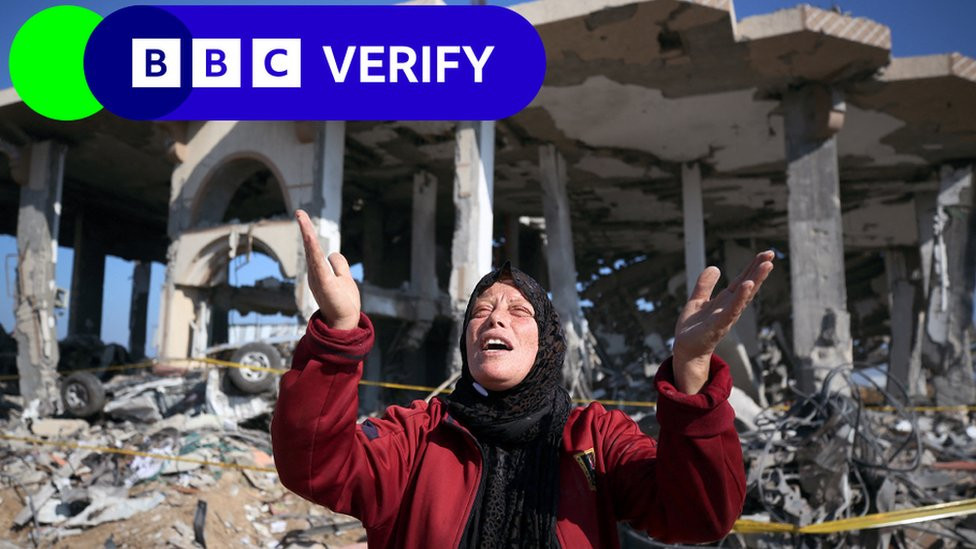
[0,468,366,548]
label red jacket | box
[272,312,746,548]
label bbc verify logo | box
[77,5,543,120]
[131,39,494,89]
[132,39,302,88]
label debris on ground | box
[5,342,976,548]
[0,368,367,548]
[730,366,976,548]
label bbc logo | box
[132,38,301,88]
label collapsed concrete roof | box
[0,88,171,262]
[0,0,973,272]
[337,1,975,274]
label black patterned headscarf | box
[448,262,571,548]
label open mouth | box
[482,338,513,352]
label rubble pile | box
[0,370,367,548]
[734,366,976,548]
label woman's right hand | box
[296,209,361,330]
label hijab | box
[448,262,571,548]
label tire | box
[61,372,106,417]
[227,342,280,394]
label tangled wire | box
[732,364,976,548]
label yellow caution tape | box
[867,404,976,413]
[733,497,976,534]
[0,433,276,473]
[6,356,976,412]
[191,356,286,374]
[733,519,797,534]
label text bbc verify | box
[132,40,496,88]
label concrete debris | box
[205,368,272,423]
[29,418,89,438]
[0,370,365,547]
[102,377,186,422]
[64,487,164,528]
[731,365,976,547]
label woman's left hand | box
[671,251,774,394]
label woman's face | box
[465,279,539,391]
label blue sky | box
[1,1,974,356]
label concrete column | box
[68,210,106,336]
[190,299,210,358]
[920,165,975,405]
[909,192,936,398]
[298,121,345,320]
[14,141,66,416]
[539,144,591,397]
[883,248,921,400]
[783,85,852,394]
[128,261,151,360]
[681,162,706,299]
[156,269,195,361]
[448,121,494,372]
[411,171,438,299]
[449,121,495,301]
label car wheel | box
[61,372,106,417]
[227,342,280,394]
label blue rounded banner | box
[83,5,546,120]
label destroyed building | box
[2,0,976,547]
[1,0,974,419]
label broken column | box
[14,141,66,416]
[919,165,975,405]
[909,192,937,398]
[68,209,106,336]
[128,261,151,360]
[297,121,345,320]
[782,84,852,394]
[448,121,495,371]
[539,144,592,397]
[190,300,211,359]
[883,248,922,400]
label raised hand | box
[296,209,361,330]
[671,251,774,394]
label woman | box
[272,210,773,548]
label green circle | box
[9,5,103,121]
